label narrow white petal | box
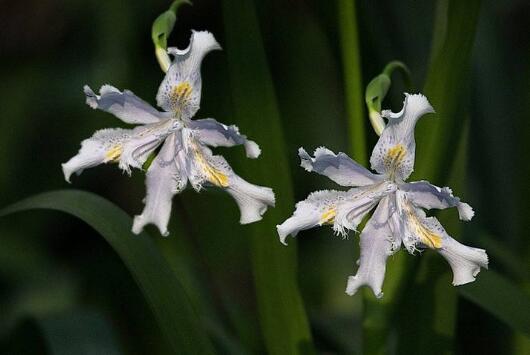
[63,120,172,181]
[62,128,131,182]
[395,191,488,285]
[132,134,185,236]
[184,136,230,191]
[394,191,446,253]
[299,147,382,187]
[188,118,261,158]
[346,196,394,298]
[277,190,348,245]
[84,85,168,124]
[157,31,221,118]
[438,237,489,286]
[167,30,222,58]
[183,134,274,224]
[401,181,474,221]
[226,175,275,225]
[370,93,434,180]
[244,141,261,159]
[333,182,396,236]
[457,202,474,221]
[118,120,176,174]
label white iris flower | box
[62,31,275,236]
[277,93,487,298]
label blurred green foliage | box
[0,0,529,354]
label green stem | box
[382,61,412,89]
[338,0,366,164]
[338,1,394,353]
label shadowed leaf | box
[0,190,214,355]
[222,0,314,353]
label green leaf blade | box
[415,0,481,183]
[0,190,214,355]
[459,270,530,337]
[221,1,314,354]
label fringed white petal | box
[332,182,396,236]
[182,133,274,224]
[84,85,168,124]
[395,191,488,285]
[166,30,222,59]
[457,202,474,221]
[401,181,474,221]
[277,190,348,245]
[63,121,172,181]
[346,196,394,298]
[226,175,275,224]
[394,191,446,253]
[244,141,261,159]
[438,236,489,286]
[189,118,261,158]
[298,147,382,187]
[132,134,186,236]
[117,122,174,174]
[62,128,131,182]
[157,31,221,118]
[370,93,434,180]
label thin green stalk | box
[338,0,366,164]
[337,2,389,353]
[382,61,411,88]
[338,2,398,353]
[365,60,411,136]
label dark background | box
[0,0,528,354]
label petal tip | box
[100,84,119,95]
[457,202,475,221]
[345,276,358,296]
[404,92,435,116]
[239,214,263,225]
[191,30,222,52]
[83,85,98,109]
[298,147,313,171]
[276,224,290,246]
[244,140,261,159]
[61,163,73,183]
[132,216,144,235]
[440,241,489,286]
[345,276,383,298]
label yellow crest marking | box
[405,207,442,249]
[384,144,407,172]
[105,145,123,162]
[194,149,229,188]
[170,82,192,103]
[320,209,336,225]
